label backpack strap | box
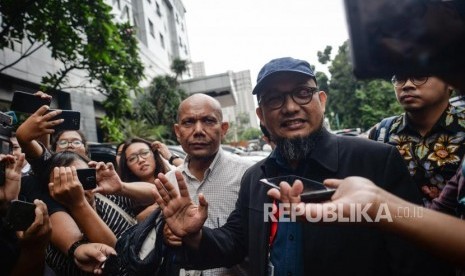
[372,116,397,143]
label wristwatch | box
[169,154,180,165]
[68,239,88,258]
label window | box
[148,20,155,38]
[159,33,165,48]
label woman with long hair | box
[118,138,169,221]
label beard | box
[274,125,324,162]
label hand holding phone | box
[47,109,81,131]
[261,175,335,203]
[76,168,97,190]
[10,91,51,114]
[4,200,36,231]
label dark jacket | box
[182,129,451,275]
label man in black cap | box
[153,57,449,275]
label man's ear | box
[221,122,229,137]
[318,91,327,113]
[256,106,264,125]
[174,124,181,143]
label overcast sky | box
[182,0,349,82]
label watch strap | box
[169,155,180,165]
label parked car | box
[332,128,362,136]
[221,145,246,156]
[167,145,187,159]
[88,142,117,166]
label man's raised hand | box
[153,171,208,238]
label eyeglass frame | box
[391,76,429,88]
[56,139,84,149]
[126,149,153,165]
[258,86,319,110]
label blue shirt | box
[269,150,304,276]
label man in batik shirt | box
[369,75,465,205]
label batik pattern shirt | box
[386,104,465,204]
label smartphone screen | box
[344,0,465,78]
[76,168,97,190]
[5,200,36,231]
[10,91,51,113]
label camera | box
[344,0,465,78]
[0,111,13,186]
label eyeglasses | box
[391,76,429,87]
[127,149,152,165]
[259,86,319,110]
[57,140,83,149]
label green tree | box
[171,58,190,80]
[326,41,360,129]
[315,71,329,93]
[317,41,402,130]
[132,75,188,142]
[317,46,332,65]
[240,127,262,141]
[0,0,144,118]
[356,79,403,129]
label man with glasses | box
[369,75,465,206]
[153,57,443,275]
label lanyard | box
[269,200,279,247]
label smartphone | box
[0,111,13,126]
[5,200,36,231]
[344,0,465,78]
[47,109,81,131]
[260,175,335,203]
[102,254,122,275]
[76,168,97,190]
[10,91,51,113]
[0,136,12,186]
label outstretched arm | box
[90,161,155,205]
[153,171,208,248]
[16,93,61,160]
[268,176,465,268]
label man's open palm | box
[154,171,208,237]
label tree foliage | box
[326,41,360,129]
[317,45,332,65]
[0,0,144,118]
[132,75,188,142]
[320,41,402,130]
[171,58,190,80]
[356,80,403,129]
[239,127,262,141]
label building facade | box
[0,0,191,141]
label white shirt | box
[166,149,253,276]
